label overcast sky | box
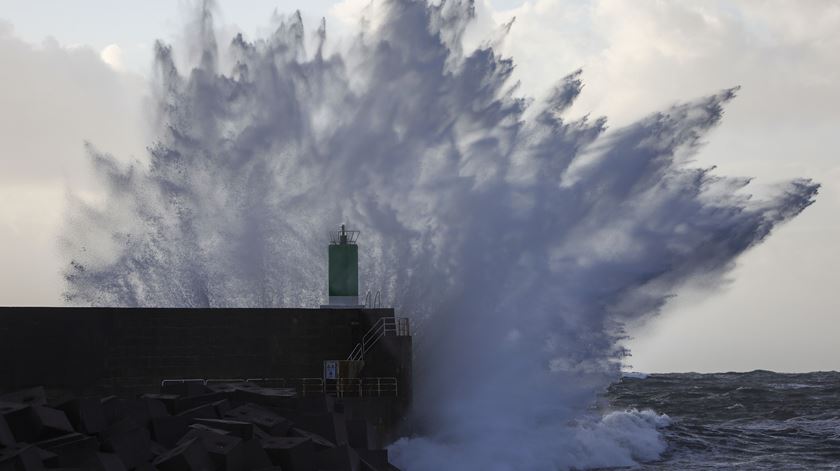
[0,0,837,373]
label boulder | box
[152,437,213,471]
[224,404,293,436]
[260,436,315,471]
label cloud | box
[490,0,840,128]
[0,24,146,305]
[329,0,371,26]
[100,43,124,70]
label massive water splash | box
[62,1,818,469]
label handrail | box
[160,376,398,397]
[284,377,325,396]
[245,378,288,387]
[363,290,382,308]
[324,378,362,398]
[348,343,363,362]
[161,378,211,387]
[347,316,410,362]
[361,377,398,397]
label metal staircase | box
[347,317,410,362]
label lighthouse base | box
[321,295,363,309]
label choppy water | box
[608,371,840,470]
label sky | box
[0,0,837,373]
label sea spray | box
[62,1,818,469]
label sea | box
[607,371,840,470]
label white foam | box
[389,409,671,471]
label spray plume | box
[62,1,818,469]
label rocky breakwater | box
[0,382,400,470]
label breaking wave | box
[62,1,818,469]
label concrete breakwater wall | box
[0,307,411,399]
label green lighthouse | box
[327,224,360,306]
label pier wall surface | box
[0,307,406,397]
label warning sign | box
[324,360,338,380]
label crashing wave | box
[62,1,817,469]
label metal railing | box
[361,377,398,397]
[162,376,399,398]
[206,378,245,384]
[329,226,359,245]
[325,378,361,397]
[347,317,410,362]
[161,378,212,388]
[281,378,329,397]
[244,378,288,388]
[300,377,398,398]
[364,290,382,309]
